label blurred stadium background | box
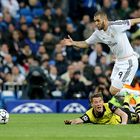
[0,0,140,139]
[0,0,139,113]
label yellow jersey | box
[80,103,121,124]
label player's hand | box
[61,35,74,46]
[64,120,72,125]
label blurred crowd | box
[0,0,140,101]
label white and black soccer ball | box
[0,109,9,124]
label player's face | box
[91,97,104,113]
[94,15,105,30]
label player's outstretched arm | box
[64,118,84,125]
[114,108,128,125]
[61,35,89,49]
[130,18,140,26]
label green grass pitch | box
[0,114,140,140]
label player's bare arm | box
[130,18,140,26]
[114,108,128,125]
[61,35,89,49]
[64,118,84,125]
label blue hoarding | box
[58,99,89,113]
[5,99,90,113]
[5,100,57,113]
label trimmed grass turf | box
[0,114,140,140]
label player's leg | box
[133,96,140,123]
[109,63,120,96]
[120,87,140,96]
[109,86,120,96]
[121,94,133,123]
[122,94,139,124]
[110,57,138,96]
[122,94,133,110]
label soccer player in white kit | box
[62,11,140,97]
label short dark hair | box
[89,92,103,102]
[94,11,107,18]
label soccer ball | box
[0,109,9,124]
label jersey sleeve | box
[110,20,131,32]
[85,31,99,45]
[108,103,118,113]
[80,114,91,123]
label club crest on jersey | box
[82,115,89,121]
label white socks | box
[121,88,140,96]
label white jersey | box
[85,20,135,59]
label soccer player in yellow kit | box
[64,92,140,125]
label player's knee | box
[109,86,120,96]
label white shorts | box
[110,55,139,89]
